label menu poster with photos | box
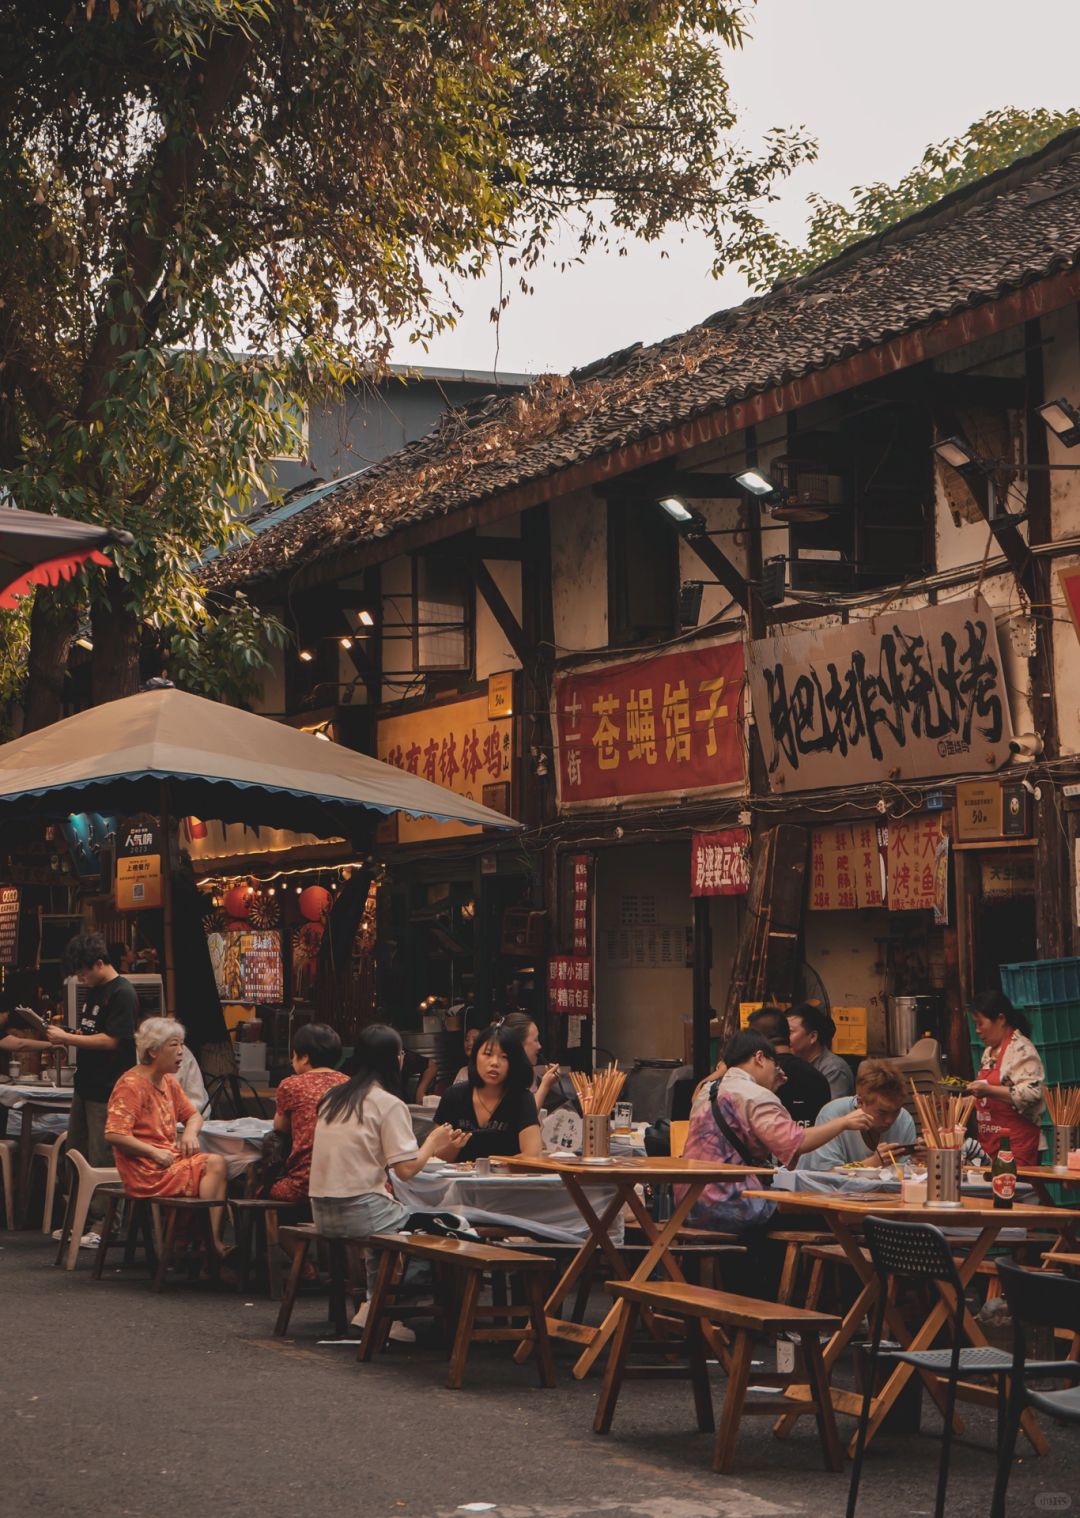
[207,929,284,1003]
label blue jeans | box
[310,1192,410,1293]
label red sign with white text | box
[691,829,750,897]
[553,639,745,809]
[548,955,593,1015]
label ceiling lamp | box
[1037,397,1080,449]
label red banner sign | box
[691,829,750,897]
[553,638,745,809]
[548,955,593,1015]
[570,853,592,954]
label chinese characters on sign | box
[809,824,884,911]
[570,853,592,955]
[548,955,593,1015]
[887,814,945,912]
[377,692,513,844]
[747,601,1013,792]
[116,816,162,911]
[0,886,19,966]
[553,638,745,809]
[691,829,750,898]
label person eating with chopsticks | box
[799,1059,917,1171]
[680,1030,874,1235]
[433,1021,543,1161]
[969,989,1047,1165]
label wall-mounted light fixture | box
[1037,397,1080,449]
[358,609,376,627]
[658,494,695,523]
[298,647,315,663]
[733,467,775,497]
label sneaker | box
[51,1228,64,1242]
[78,1232,102,1249]
[389,1322,416,1345]
[351,1300,370,1330]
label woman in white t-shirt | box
[309,1023,467,1251]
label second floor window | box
[607,497,679,646]
[413,555,471,671]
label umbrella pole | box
[159,781,177,1015]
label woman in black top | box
[434,1022,542,1161]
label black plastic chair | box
[990,1259,1080,1518]
[847,1216,1055,1518]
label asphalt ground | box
[2,1229,1077,1518]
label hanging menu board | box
[0,886,19,966]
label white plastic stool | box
[0,1138,16,1230]
[35,1129,68,1234]
[54,1148,120,1269]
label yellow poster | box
[377,693,513,844]
[832,1006,868,1057]
[116,854,162,911]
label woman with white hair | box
[104,1016,228,1255]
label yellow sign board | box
[487,670,514,721]
[955,780,1003,842]
[832,1006,868,1057]
[116,854,162,911]
[376,692,513,845]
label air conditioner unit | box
[64,973,165,1029]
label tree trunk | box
[91,572,142,704]
[23,591,78,732]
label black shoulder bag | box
[708,1080,773,1188]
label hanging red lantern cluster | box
[222,884,251,920]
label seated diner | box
[799,1058,917,1170]
[103,1016,229,1257]
[434,1021,543,1162]
[269,1022,348,1204]
[680,1029,874,1234]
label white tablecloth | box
[0,1082,74,1108]
[0,1082,72,1139]
[198,1117,270,1180]
[394,1164,624,1244]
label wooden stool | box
[773,1231,834,1306]
[595,1279,842,1474]
[228,1197,290,1297]
[361,1232,557,1390]
[274,1224,364,1337]
[148,1196,230,1291]
[90,1189,159,1280]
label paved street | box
[2,1231,1076,1518]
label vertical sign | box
[570,853,592,955]
[887,814,945,911]
[809,824,885,910]
[0,886,20,965]
[116,816,163,911]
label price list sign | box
[0,886,19,966]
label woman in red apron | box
[970,990,1046,1166]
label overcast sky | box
[389,0,1080,378]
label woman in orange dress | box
[105,1016,229,1253]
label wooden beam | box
[472,536,524,560]
[473,557,535,670]
[594,469,742,501]
[679,526,750,611]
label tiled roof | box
[205,128,1080,591]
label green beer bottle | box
[992,1143,1017,1209]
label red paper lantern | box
[223,885,251,920]
[298,884,332,922]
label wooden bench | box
[594,1279,842,1474]
[91,1191,230,1291]
[360,1232,557,1389]
[274,1223,364,1337]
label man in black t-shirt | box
[748,1007,830,1128]
[46,933,137,1216]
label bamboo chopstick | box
[571,1065,627,1116]
[1046,1084,1080,1127]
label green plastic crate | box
[1000,958,1080,1008]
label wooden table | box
[503,1154,771,1380]
[746,1189,1080,1459]
[977,1165,1080,1231]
